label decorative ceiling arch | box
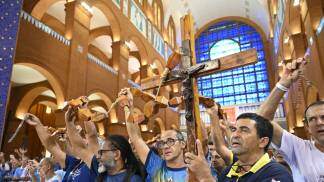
[129,56,141,74]
[13,62,65,109]
[195,16,267,43]
[31,0,63,20]
[87,91,117,123]
[90,35,113,59]
[152,59,164,75]
[162,0,270,46]
[92,0,121,41]
[89,26,112,43]
[15,86,53,119]
[31,0,121,41]
[126,35,149,65]
[90,6,110,30]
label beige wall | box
[2,0,179,157]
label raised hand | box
[14,149,21,156]
[19,147,27,154]
[279,57,306,87]
[185,140,214,182]
[65,106,77,123]
[118,88,134,109]
[206,103,219,117]
[24,113,41,126]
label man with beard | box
[257,57,324,181]
[96,135,144,182]
[63,107,144,182]
[118,88,187,182]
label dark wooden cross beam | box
[141,48,257,90]
[141,14,258,155]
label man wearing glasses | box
[118,88,187,182]
[257,58,324,181]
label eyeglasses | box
[306,115,324,123]
[98,149,116,155]
[156,138,180,149]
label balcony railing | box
[87,53,118,75]
[20,11,70,46]
[128,79,140,88]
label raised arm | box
[257,58,305,146]
[84,120,99,154]
[207,105,232,165]
[24,114,66,167]
[119,89,150,164]
[64,108,94,168]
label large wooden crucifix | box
[141,14,257,153]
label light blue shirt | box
[145,150,187,182]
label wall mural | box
[113,0,121,9]
[123,0,128,16]
[152,26,165,58]
[147,21,152,43]
[129,0,166,59]
[273,0,286,54]
[0,0,23,144]
[130,0,147,38]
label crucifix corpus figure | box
[142,13,258,154]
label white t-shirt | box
[273,130,324,182]
[46,174,61,182]
[0,163,10,171]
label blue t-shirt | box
[62,155,98,182]
[13,167,24,177]
[145,150,187,182]
[105,170,142,182]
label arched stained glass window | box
[195,20,270,106]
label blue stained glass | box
[214,98,223,105]
[258,81,269,91]
[196,20,270,106]
[212,78,222,87]
[235,95,246,104]
[222,76,233,86]
[234,84,245,94]
[258,92,269,101]
[244,73,256,83]
[233,75,244,84]
[256,71,267,81]
[244,65,254,73]
[233,68,243,75]
[213,88,223,97]
[203,89,212,97]
[223,86,234,96]
[255,61,266,71]
[257,51,264,59]
[202,80,212,89]
[246,83,257,92]
[221,71,232,77]
[211,73,221,78]
[202,75,211,79]
[210,39,240,59]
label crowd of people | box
[0,57,323,181]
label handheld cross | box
[141,14,258,155]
